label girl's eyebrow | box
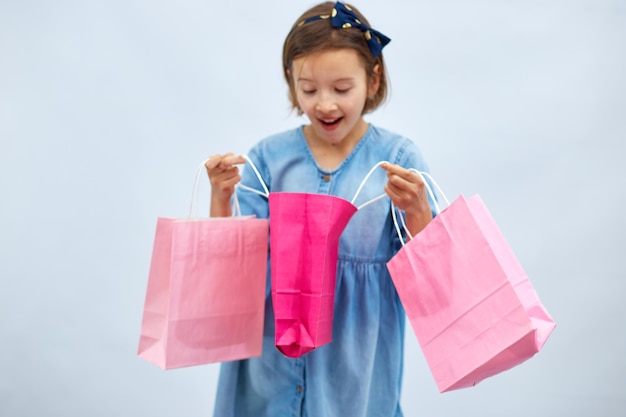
[296,77,356,82]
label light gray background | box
[1,0,624,416]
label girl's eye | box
[302,89,316,95]
[336,88,351,94]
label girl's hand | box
[381,163,433,237]
[205,153,246,217]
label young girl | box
[206,2,433,416]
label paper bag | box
[138,161,268,369]
[269,192,357,358]
[387,190,556,392]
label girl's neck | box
[304,119,369,170]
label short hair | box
[282,2,389,115]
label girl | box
[206,2,434,416]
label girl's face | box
[292,48,379,148]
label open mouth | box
[319,117,343,129]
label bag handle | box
[229,158,443,225]
[351,161,443,211]
[391,170,449,246]
[350,161,389,210]
[237,157,384,210]
[237,155,270,198]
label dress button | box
[296,385,303,393]
[323,174,331,182]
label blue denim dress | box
[213,125,431,417]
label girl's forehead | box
[292,48,366,77]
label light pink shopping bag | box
[138,162,268,369]
[387,189,556,392]
[269,192,357,358]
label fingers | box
[381,163,428,212]
[205,153,246,197]
[381,163,423,191]
[205,154,245,181]
[205,153,245,172]
[381,162,405,176]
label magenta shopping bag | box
[241,159,387,358]
[137,162,268,369]
[387,176,556,392]
[269,193,357,357]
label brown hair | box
[282,2,389,115]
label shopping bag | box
[137,161,268,369]
[386,174,556,392]
[241,159,388,358]
[269,192,357,357]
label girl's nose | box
[315,92,337,112]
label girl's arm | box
[205,153,246,217]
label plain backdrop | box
[1,0,625,416]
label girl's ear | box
[285,67,303,115]
[368,64,382,97]
[286,67,296,91]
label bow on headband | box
[300,2,391,57]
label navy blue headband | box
[298,2,391,58]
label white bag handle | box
[238,157,385,210]
[350,161,389,210]
[391,170,450,246]
[237,155,270,198]
[231,158,444,227]
[230,155,270,198]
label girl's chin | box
[311,127,343,145]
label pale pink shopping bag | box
[241,159,387,358]
[387,174,556,392]
[137,162,268,369]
